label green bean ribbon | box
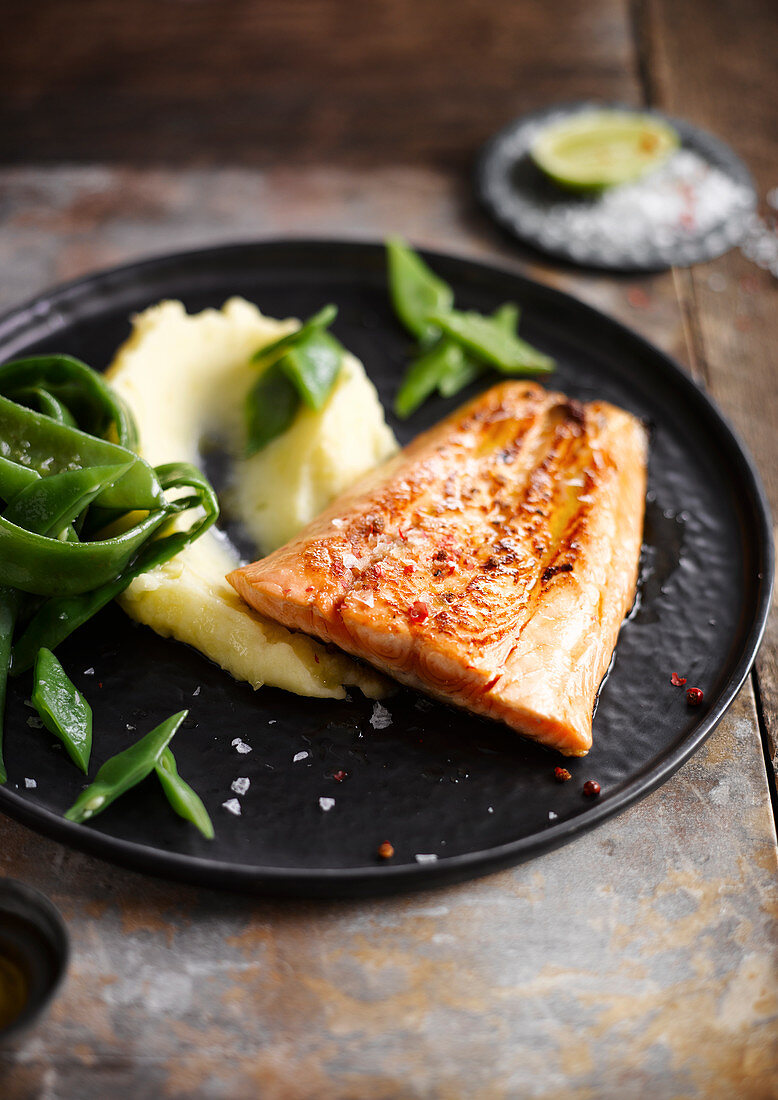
[0,355,219,783]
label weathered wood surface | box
[0,0,777,1095]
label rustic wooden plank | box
[635,0,778,775]
[2,0,636,167]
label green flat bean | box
[3,463,130,538]
[386,239,453,343]
[0,588,20,784]
[31,648,92,773]
[11,463,219,673]
[0,507,169,597]
[427,309,554,374]
[65,710,188,824]
[0,355,138,449]
[245,360,301,457]
[0,457,40,505]
[251,304,337,370]
[0,395,162,511]
[394,339,463,418]
[155,748,214,839]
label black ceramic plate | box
[476,102,757,271]
[0,241,771,897]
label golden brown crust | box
[229,382,648,755]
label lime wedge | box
[531,111,680,191]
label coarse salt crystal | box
[331,518,345,528]
[415,853,437,863]
[268,719,277,725]
[487,806,494,814]
[318,797,335,812]
[342,552,360,569]
[193,686,201,696]
[370,702,392,730]
[231,738,252,754]
[83,668,95,676]
[293,751,310,763]
[24,778,37,789]
[222,798,241,816]
[353,590,375,607]
[548,811,558,821]
[231,777,250,796]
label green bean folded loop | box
[0,353,219,794]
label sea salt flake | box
[231,777,250,796]
[24,778,37,789]
[222,798,241,816]
[83,668,95,676]
[319,797,335,812]
[415,853,438,863]
[331,518,345,528]
[548,811,558,821]
[268,719,277,725]
[192,686,201,696]
[293,751,310,763]
[231,738,252,755]
[487,806,494,814]
[353,590,375,607]
[342,552,360,570]
[370,702,392,730]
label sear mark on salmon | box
[228,382,648,756]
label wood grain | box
[635,0,778,775]
[2,0,636,167]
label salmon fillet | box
[228,382,648,755]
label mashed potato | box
[107,298,397,699]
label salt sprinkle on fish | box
[231,777,250,796]
[370,702,393,730]
[222,798,241,816]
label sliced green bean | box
[31,648,92,773]
[281,329,343,410]
[155,748,214,839]
[394,339,461,418]
[251,304,338,370]
[427,309,554,374]
[386,239,453,342]
[65,710,188,824]
[245,360,300,457]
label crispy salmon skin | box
[229,382,648,755]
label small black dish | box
[0,879,69,1044]
[476,102,757,271]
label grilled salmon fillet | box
[228,382,648,755]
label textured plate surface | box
[0,240,771,896]
[476,102,757,271]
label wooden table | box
[1,2,777,1096]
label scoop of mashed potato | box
[107,297,397,699]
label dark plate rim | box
[474,100,758,273]
[0,238,772,897]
